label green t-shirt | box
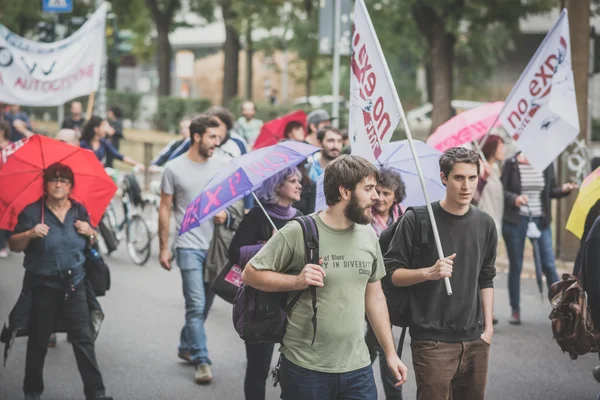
[249,213,386,373]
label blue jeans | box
[279,356,377,400]
[176,248,211,366]
[0,229,8,250]
[503,216,560,313]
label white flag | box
[498,9,579,171]
[349,0,401,163]
[0,3,107,106]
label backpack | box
[380,206,432,358]
[232,215,319,344]
[548,273,600,359]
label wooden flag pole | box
[85,92,96,121]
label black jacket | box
[501,156,569,229]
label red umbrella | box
[0,135,117,230]
[252,110,307,150]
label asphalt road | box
[0,244,599,400]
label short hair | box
[242,101,256,111]
[55,129,79,145]
[480,134,504,160]
[317,126,342,143]
[189,114,221,143]
[254,166,301,204]
[324,155,379,206]
[340,128,349,140]
[43,163,74,189]
[109,106,123,119]
[378,167,406,204]
[439,147,480,180]
[206,106,234,131]
[284,121,304,139]
[0,120,10,139]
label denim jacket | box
[12,198,89,289]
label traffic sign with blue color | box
[42,0,73,13]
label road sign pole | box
[95,0,107,118]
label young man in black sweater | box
[385,147,497,400]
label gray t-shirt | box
[161,154,228,250]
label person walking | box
[386,147,497,400]
[474,134,506,236]
[158,115,229,384]
[8,163,113,400]
[242,155,408,400]
[4,104,34,141]
[61,101,85,136]
[501,151,578,325]
[106,107,124,158]
[229,166,303,400]
[235,101,263,147]
[304,109,334,147]
[0,120,12,258]
[307,127,344,182]
[366,167,406,400]
[80,116,142,169]
[150,116,193,168]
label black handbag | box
[211,262,243,304]
[84,245,111,297]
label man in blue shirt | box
[4,104,34,141]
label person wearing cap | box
[305,109,335,147]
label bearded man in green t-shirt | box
[242,155,408,400]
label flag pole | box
[357,0,453,295]
[85,92,96,121]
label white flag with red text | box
[0,3,107,106]
[498,9,579,171]
[349,0,401,163]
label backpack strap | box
[395,206,431,360]
[290,215,319,346]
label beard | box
[198,143,214,158]
[344,192,372,225]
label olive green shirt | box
[249,214,385,373]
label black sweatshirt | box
[384,202,498,342]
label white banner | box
[498,9,579,171]
[0,3,107,106]
[349,0,401,163]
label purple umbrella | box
[315,140,446,211]
[179,141,320,235]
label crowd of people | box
[0,99,598,400]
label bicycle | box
[99,167,152,265]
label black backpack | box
[380,206,432,358]
[233,215,319,344]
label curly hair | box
[378,167,406,204]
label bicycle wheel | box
[126,215,152,265]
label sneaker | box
[509,312,521,325]
[48,333,57,348]
[0,248,8,258]
[178,351,192,363]
[194,364,212,384]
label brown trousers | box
[411,338,490,400]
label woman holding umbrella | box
[8,163,113,400]
[80,116,142,168]
[228,166,303,400]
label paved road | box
[0,244,599,400]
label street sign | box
[42,0,73,13]
[318,0,352,56]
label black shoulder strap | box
[409,206,431,263]
[287,215,319,345]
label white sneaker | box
[0,249,8,259]
[194,363,212,384]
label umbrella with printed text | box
[0,135,117,230]
[179,140,320,235]
[252,110,307,150]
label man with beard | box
[242,155,408,400]
[307,127,343,182]
[158,114,229,385]
[385,147,497,400]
